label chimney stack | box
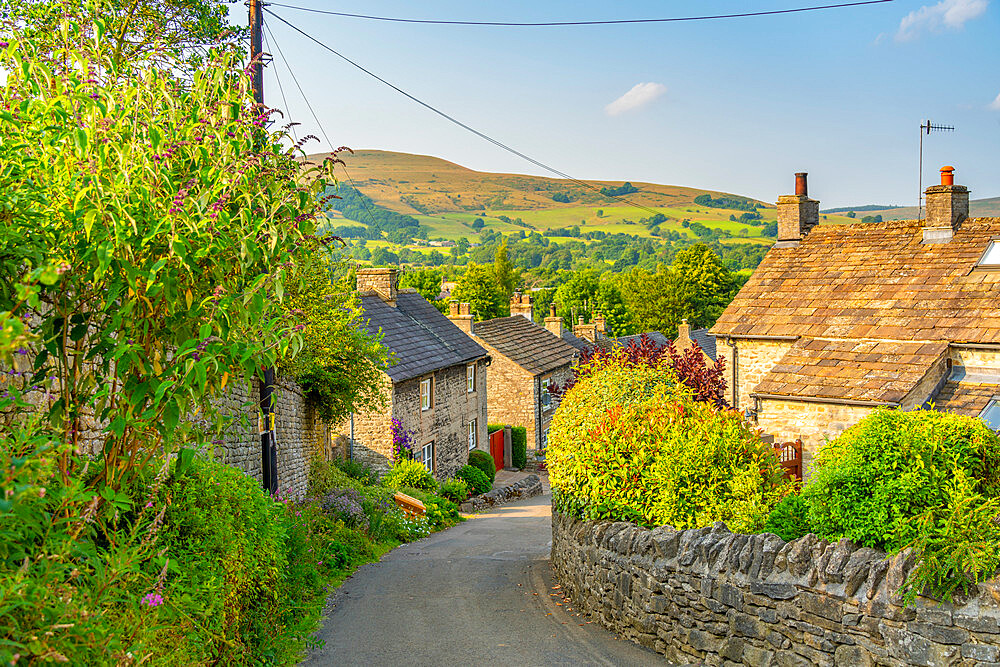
[544,303,564,338]
[356,267,398,306]
[593,313,606,335]
[448,301,474,334]
[678,318,692,342]
[776,172,819,247]
[509,292,533,321]
[923,166,969,243]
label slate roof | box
[359,290,488,382]
[474,316,577,376]
[561,330,594,353]
[754,338,949,404]
[691,329,717,360]
[931,381,1000,417]
[711,218,1000,343]
[617,331,671,348]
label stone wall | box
[755,399,872,473]
[337,360,488,481]
[716,339,794,411]
[552,511,1000,667]
[479,340,539,448]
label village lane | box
[303,490,667,666]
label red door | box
[489,429,505,472]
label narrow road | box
[303,492,664,666]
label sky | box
[236,0,1000,208]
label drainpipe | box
[260,368,278,495]
[349,412,355,461]
[728,337,739,411]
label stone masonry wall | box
[716,339,794,412]
[479,340,540,449]
[552,512,1000,667]
[337,360,488,480]
[756,399,873,474]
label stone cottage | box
[711,168,1000,471]
[338,268,490,480]
[449,295,577,454]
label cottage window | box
[978,240,1000,268]
[467,364,476,393]
[420,378,433,411]
[468,419,477,450]
[414,441,434,472]
[540,382,552,411]
[541,427,549,450]
[981,399,1000,432]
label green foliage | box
[438,477,470,504]
[452,263,507,320]
[381,459,438,492]
[399,488,462,529]
[0,12,336,487]
[600,182,639,197]
[511,427,528,469]
[617,243,739,337]
[493,238,520,297]
[456,465,491,496]
[800,408,1000,601]
[693,194,759,211]
[553,270,632,336]
[334,458,380,486]
[468,450,496,484]
[762,492,812,542]
[547,359,787,532]
[281,255,388,423]
[399,268,444,302]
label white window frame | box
[541,426,550,450]
[540,381,552,411]
[414,441,434,473]
[420,377,433,411]
[977,239,1000,268]
[980,398,1000,432]
[468,419,478,450]
[467,363,476,393]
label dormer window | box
[981,399,1000,432]
[978,240,1000,268]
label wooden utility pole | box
[249,0,278,495]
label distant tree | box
[400,268,443,302]
[596,209,604,217]
[493,238,519,297]
[471,218,485,231]
[456,237,471,254]
[730,214,738,221]
[370,247,399,266]
[453,264,506,320]
[761,222,778,237]
[552,192,572,203]
[846,211,857,219]
[553,271,631,336]
[386,228,414,245]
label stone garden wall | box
[551,512,1000,666]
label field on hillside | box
[829,197,1000,221]
[319,149,854,244]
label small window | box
[414,441,434,473]
[540,427,549,450]
[978,241,1000,268]
[468,419,477,450]
[420,378,433,411]
[540,382,552,411]
[980,399,1000,431]
[467,364,476,393]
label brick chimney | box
[544,303,564,338]
[574,315,601,344]
[510,292,533,321]
[677,318,692,343]
[923,166,969,244]
[357,267,398,306]
[593,312,607,336]
[448,301,474,334]
[776,172,819,247]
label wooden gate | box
[489,429,505,472]
[773,439,803,482]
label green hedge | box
[468,450,496,483]
[547,360,788,533]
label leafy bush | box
[511,427,528,469]
[439,478,470,504]
[381,459,438,492]
[334,458,379,486]
[802,408,1000,601]
[321,488,370,531]
[456,465,491,496]
[469,450,496,483]
[399,488,462,529]
[762,492,812,542]
[548,360,787,533]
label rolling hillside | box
[826,197,1000,222]
[311,149,856,243]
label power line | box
[264,8,673,219]
[262,15,385,230]
[267,0,892,26]
[260,23,297,141]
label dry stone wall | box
[552,512,1000,667]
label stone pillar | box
[923,166,969,244]
[503,425,512,470]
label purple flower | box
[141,592,164,607]
[0,42,8,48]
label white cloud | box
[991,91,1000,110]
[605,82,667,116]
[895,0,988,41]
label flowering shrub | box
[390,418,416,462]
[438,477,470,504]
[381,459,437,491]
[548,359,786,533]
[321,488,370,532]
[0,8,338,488]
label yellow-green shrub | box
[548,360,787,533]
